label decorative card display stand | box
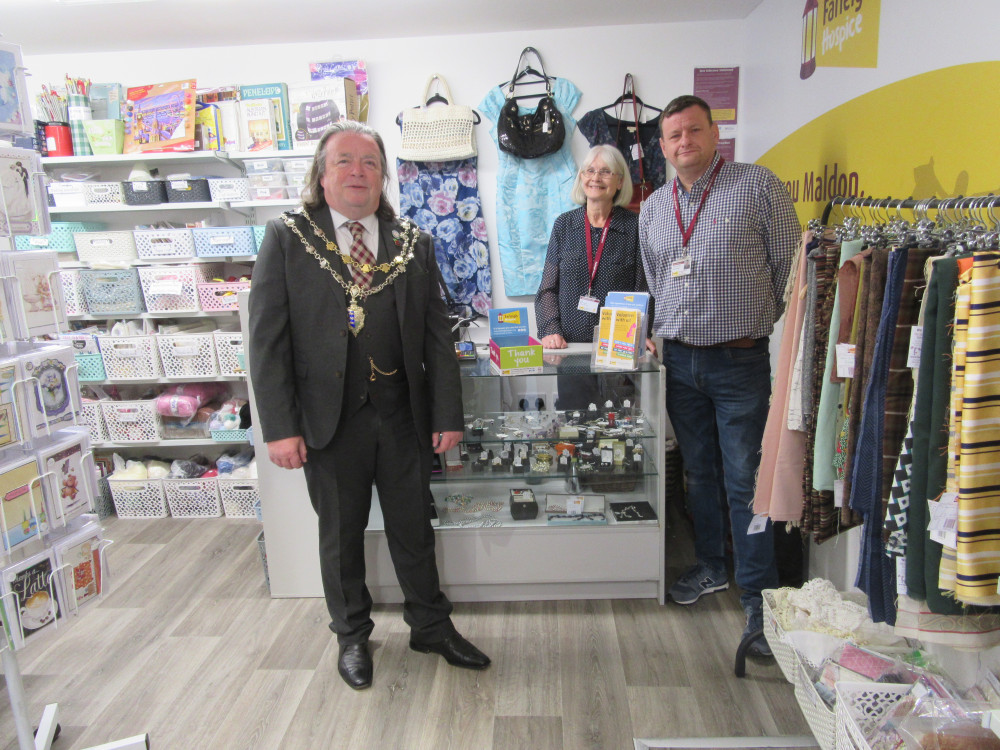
[0,53,147,747]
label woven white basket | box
[101,400,162,442]
[214,331,245,376]
[99,335,163,380]
[164,477,221,518]
[84,181,124,206]
[108,477,167,518]
[59,268,85,315]
[219,478,259,518]
[74,230,137,263]
[156,333,219,378]
[834,682,910,750]
[138,263,220,313]
[208,178,251,202]
[79,401,108,443]
[133,228,196,260]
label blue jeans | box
[664,338,778,608]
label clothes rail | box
[819,194,1000,225]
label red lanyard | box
[673,158,724,248]
[584,208,613,292]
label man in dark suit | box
[248,121,490,690]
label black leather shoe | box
[338,643,373,689]
[409,632,491,670]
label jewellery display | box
[283,210,418,336]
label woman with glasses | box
[534,144,656,409]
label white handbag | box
[397,74,478,161]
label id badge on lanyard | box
[671,159,724,281]
[582,210,613,309]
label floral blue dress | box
[479,78,581,297]
[397,158,492,317]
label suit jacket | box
[248,206,463,449]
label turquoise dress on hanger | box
[479,78,580,297]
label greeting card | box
[0,42,31,135]
[1,549,63,647]
[52,521,103,611]
[37,432,93,525]
[0,455,44,552]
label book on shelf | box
[239,98,277,152]
[0,455,44,552]
[123,78,198,154]
[309,59,369,123]
[214,100,244,152]
[52,518,104,611]
[239,83,291,151]
[1,548,64,647]
[194,101,223,151]
[288,78,359,148]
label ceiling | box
[1,0,763,55]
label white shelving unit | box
[42,149,308,470]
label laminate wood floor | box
[0,514,810,750]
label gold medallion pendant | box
[348,302,366,335]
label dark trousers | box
[302,400,454,646]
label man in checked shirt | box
[639,94,800,658]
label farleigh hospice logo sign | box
[799,0,881,79]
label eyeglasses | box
[582,167,616,178]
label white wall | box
[21,21,745,322]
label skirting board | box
[634,737,818,750]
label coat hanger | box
[602,73,662,118]
[395,74,481,126]
[499,47,556,101]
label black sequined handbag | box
[497,47,565,159]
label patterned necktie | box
[346,221,376,288]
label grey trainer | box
[669,562,729,605]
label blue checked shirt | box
[639,153,800,346]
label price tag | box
[132,181,149,191]
[171,343,199,357]
[896,556,908,597]
[747,513,769,535]
[906,326,924,368]
[833,479,845,508]
[566,495,584,516]
[170,180,190,190]
[928,492,958,548]
[48,182,80,194]
[835,343,856,378]
[29,237,48,247]
[116,407,140,423]
[209,235,234,246]
[150,280,183,296]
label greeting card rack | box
[1,57,144,747]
